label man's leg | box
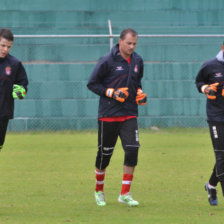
[94,168,107,206]
[118,118,140,206]
[121,165,135,196]
[94,120,119,206]
[205,164,218,206]
[0,119,9,150]
[207,121,224,205]
[209,165,219,187]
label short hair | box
[120,28,138,40]
[0,28,14,41]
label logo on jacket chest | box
[116,66,124,71]
[5,66,12,76]
[115,64,139,73]
[214,72,223,77]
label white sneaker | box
[118,192,139,206]
[95,191,106,206]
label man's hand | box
[136,88,147,105]
[106,87,129,103]
[12,84,26,99]
[202,83,219,100]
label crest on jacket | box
[5,66,12,76]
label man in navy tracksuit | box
[0,28,28,150]
[195,44,224,206]
[87,28,147,206]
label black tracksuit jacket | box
[87,44,144,118]
[0,54,28,119]
[195,51,224,122]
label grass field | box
[0,128,223,224]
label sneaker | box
[205,182,218,206]
[118,192,139,206]
[95,191,106,206]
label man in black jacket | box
[195,43,224,206]
[0,28,28,150]
[87,28,147,206]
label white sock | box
[208,183,216,189]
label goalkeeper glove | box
[201,83,219,100]
[12,84,26,99]
[222,86,224,97]
[136,88,147,105]
[106,87,129,103]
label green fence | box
[1,0,223,130]
[6,34,221,131]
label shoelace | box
[124,194,133,201]
[98,193,105,201]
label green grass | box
[0,128,223,223]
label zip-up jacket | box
[195,50,224,122]
[0,54,28,119]
[87,44,144,118]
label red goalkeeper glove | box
[136,88,147,105]
[202,83,219,100]
[106,87,129,103]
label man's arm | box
[87,60,108,97]
[195,63,209,93]
[14,62,28,92]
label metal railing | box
[14,19,224,50]
[10,20,224,130]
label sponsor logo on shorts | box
[135,130,139,142]
[103,147,114,151]
[212,126,218,139]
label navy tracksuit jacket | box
[0,54,28,119]
[87,44,144,118]
[195,50,224,122]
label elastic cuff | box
[106,88,114,98]
[201,85,208,93]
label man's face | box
[119,33,138,59]
[0,38,13,58]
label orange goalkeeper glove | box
[202,83,219,100]
[136,88,147,105]
[106,87,129,103]
[222,86,224,97]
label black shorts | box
[208,121,224,149]
[208,121,224,181]
[96,118,140,169]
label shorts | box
[95,118,140,170]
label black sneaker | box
[205,182,218,206]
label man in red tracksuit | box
[87,28,147,206]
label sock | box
[121,174,133,195]
[208,182,216,189]
[95,170,105,192]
